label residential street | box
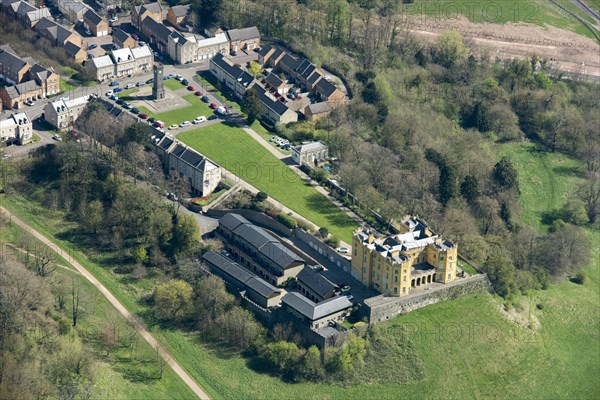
[0,206,211,400]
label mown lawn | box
[60,77,77,92]
[178,124,357,241]
[117,88,139,100]
[164,78,185,91]
[404,0,599,39]
[138,94,214,126]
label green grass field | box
[117,88,139,101]
[59,77,77,92]
[178,124,357,241]
[405,0,599,39]
[138,94,214,126]
[164,78,185,91]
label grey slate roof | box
[113,28,131,44]
[138,2,163,14]
[257,44,272,57]
[307,71,323,86]
[83,8,103,25]
[180,147,205,167]
[29,63,54,81]
[297,268,337,299]
[316,78,338,98]
[253,85,289,116]
[0,50,29,73]
[171,143,187,158]
[157,136,173,150]
[278,54,301,72]
[219,213,250,232]
[63,42,84,58]
[306,102,330,115]
[259,241,303,270]
[282,292,352,321]
[170,4,190,17]
[264,72,283,88]
[233,222,275,249]
[142,17,172,41]
[203,251,254,284]
[227,26,260,41]
[211,53,244,80]
[245,276,280,299]
[294,59,311,75]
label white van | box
[216,106,226,115]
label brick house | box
[131,1,165,31]
[166,4,190,27]
[112,28,136,49]
[226,26,260,52]
[83,9,108,37]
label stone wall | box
[292,228,351,272]
[365,274,492,323]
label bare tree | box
[35,244,57,277]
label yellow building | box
[351,216,458,297]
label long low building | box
[281,292,352,330]
[218,213,305,286]
[203,251,284,309]
[0,112,33,144]
[152,131,221,197]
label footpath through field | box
[0,206,211,400]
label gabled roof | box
[29,63,54,81]
[307,71,323,86]
[264,72,283,88]
[306,102,330,115]
[202,251,254,285]
[2,85,20,98]
[259,241,304,270]
[0,49,29,73]
[315,78,338,98]
[219,213,250,232]
[245,277,281,299]
[210,53,244,80]
[170,4,190,17]
[282,292,352,321]
[13,0,35,15]
[233,222,276,249]
[92,55,113,69]
[137,1,163,15]
[257,44,272,57]
[83,9,103,25]
[171,143,187,158]
[112,47,135,63]
[294,59,311,75]
[293,140,328,154]
[63,41,84,57]
[157,135,173,150]
[297,268,337,299]
[131,45,152,59]
[33,17,55,31]
[142,17,172,41]
[113,28,131,44]
[180,147,205,167]
[278,54,301,72]
[301,64,318,80]
[226,26,260,41]
[253,85,289,116]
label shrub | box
[276,213,298,229]
[324,236,340,248]
[318,227,329,238]
[571,270,587,285]
[256,191,268,202]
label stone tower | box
[152,63,165,100]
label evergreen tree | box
[460,175,480,204]
[493,157,519,191]
[242,88,263,125]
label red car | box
[138,113,148,119]
[132,33,139,40]
[209,102,218,109]
[187,85,195,91]
[194,90,202,96]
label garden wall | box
[292,228,351,272]
[365,274,492,323]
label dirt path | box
[0,206,211,400]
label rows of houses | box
[208,213,353,333]
[209,47,347,124]
[0,111,33,144]
[0,45,60,110]
[130,2,260,65]
[87,45,153,81]
[151,130,221,197]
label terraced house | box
[167,31,229,64]
[351,216,458,297]
[0,112,32,144]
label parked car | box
[270,136,278,142]
[209,102,218,109]
[109,94,118,101]
[281,144,290,150]
[123,102,132,109]
[180,121,191,127]
[193,116,206,124]
[113,87,123,93]
[109,16,118,23]
[116,99,125,105]
[131,108,140,114]
[148,117,156,124]
[88,44,97,50]
[208,115,218,120]
[136,81,145,87]
[153,120,165,128]
[25,100,35,106]
[336,247,349,254]
[138,41,146,46]
[108,81,119,86]
[222,249,230,257]
[52,134,62,141]
[181,79,189,86]
[138,113,148,119]
[124,83,135,89]
[168,124,179,130]
[87,54,94,60]
[216,106,226,115]
[194,90,202,96]
[145,78,154,84]
[166,192,178,201]
[187,85,195,91]
[201,95,210,103]
[105,90,113,96]
[175,75,183,81]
